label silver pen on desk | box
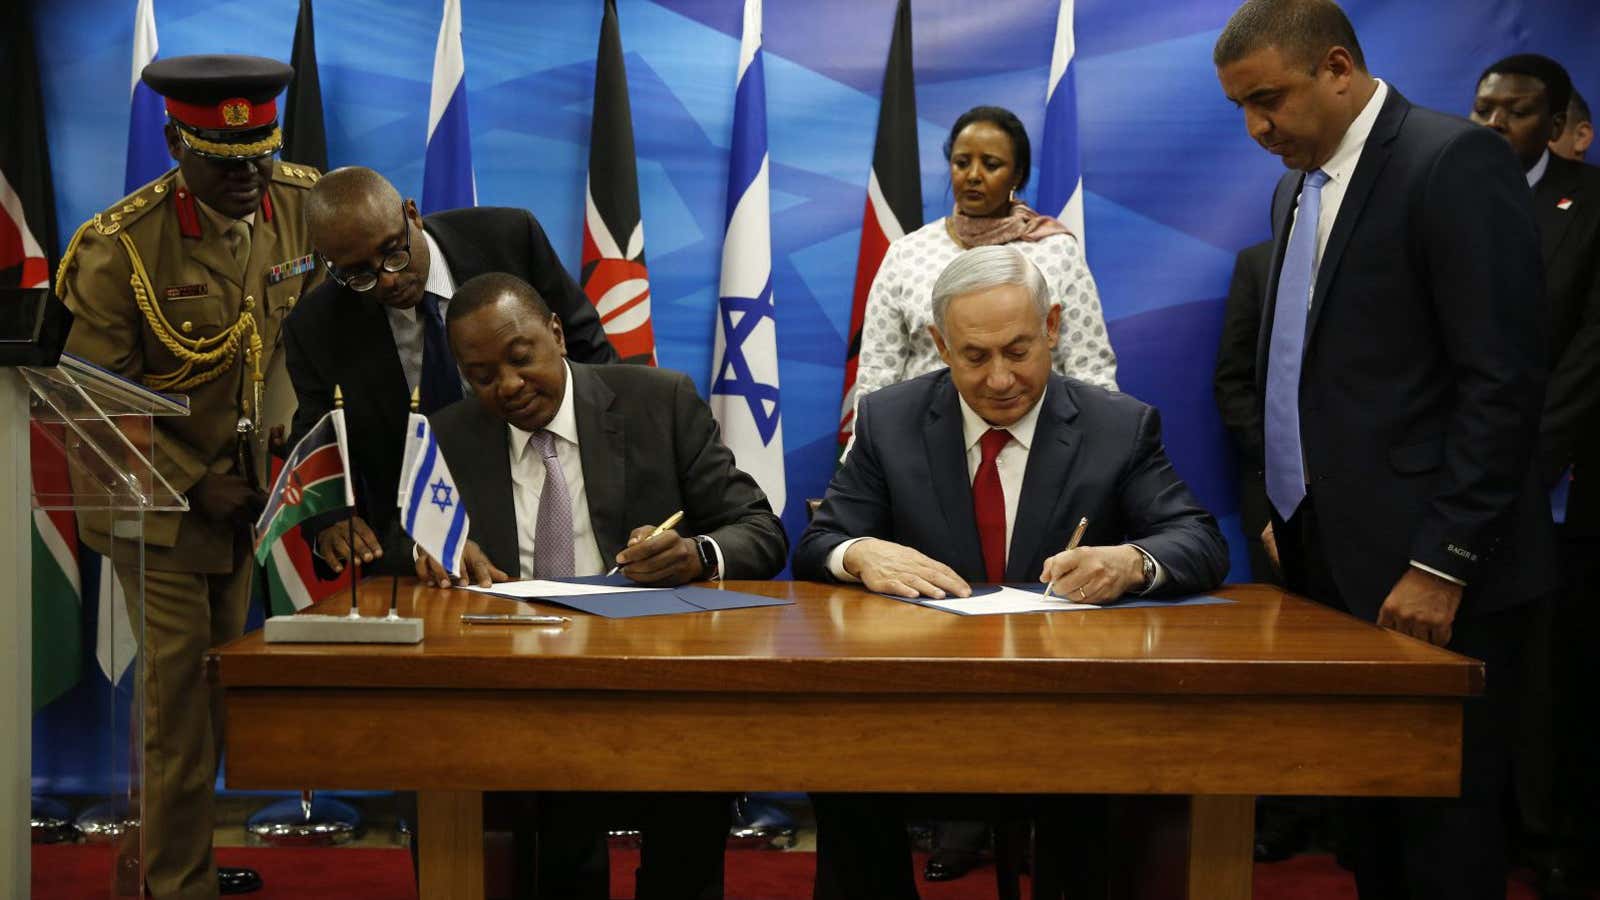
[1042,516,1090,601]
[460,614,571,626]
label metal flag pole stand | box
[263,385,422,644]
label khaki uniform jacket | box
[58,162,322,573]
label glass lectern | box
[8,353,188,897]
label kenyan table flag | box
[254,408,354,565]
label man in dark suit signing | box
[419,271,787,898]
[1471,53,1600,898]
[793,244,1228,899]
[1214,2,1557,897]
[285,166,616,577]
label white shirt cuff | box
[1125,543,1166,595]
[1409,560,1466,586]
[703,535,726,581]
[827,538,868,582]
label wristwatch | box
[1137,548,1156,592]
[693,535,719,580]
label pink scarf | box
[946,200,1071,247]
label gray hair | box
[930,245,1051,335]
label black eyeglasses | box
[322,201,412,292]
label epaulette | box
[90,171,175,237]
[55,171,176,297]
[273,162,321,188]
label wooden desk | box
[210,581,1480,899]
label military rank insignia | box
[267,254,316,285]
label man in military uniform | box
[55,55,322,899]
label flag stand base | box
[263,614,423,644]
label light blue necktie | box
[1265,169,1330,521]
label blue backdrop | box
[31,0,1600,791]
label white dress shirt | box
[506,361,605,578]
[386,229,469,396]
[1288,79,1388,275]
[827,386,1164,590]
[1526,149,1550,188]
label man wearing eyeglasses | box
[55,55,325,898]
[284,166,616,577]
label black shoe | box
[218,867,263,895]
[1253,826,1302,863]
[923,849,979,882]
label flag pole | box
[390,387,420,620]
[334,385,360,619]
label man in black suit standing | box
[284,167,616,576]
[1551,89,1592,163]
[794,245,1228,900]
[1471,54,1600,898]
[1214,2,1557,898]
[1213,239,1278,584]
[418,272,786,899]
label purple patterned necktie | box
[1265,169,1330,521]
[527,430,574,577]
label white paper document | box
[921,586,1097,615]
[461,579,667,599]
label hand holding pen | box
[608,510,702,586]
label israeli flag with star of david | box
[709,0,785,516]
[398,413,471,577]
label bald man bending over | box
[284,167,616,575]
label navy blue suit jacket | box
[793,371,1229,595]
[1259,86,1559,619]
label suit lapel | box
[349,292,412,438]
[1534,156,1580,266]
[461,400,520,578]
[1304,88,1407,348]
[571,364,626,565]
[1005,382,1081,581]
[1256,184,1298,391]
[925,378,986,579]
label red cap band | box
[164,96,278,131]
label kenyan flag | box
[254,408,353,565]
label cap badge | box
[221,99,252,127]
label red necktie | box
[973,428,1011,583]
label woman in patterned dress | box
[853,105,1118,406]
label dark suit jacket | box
[1213,240,1279,583]
[1533,154,1600,528]
[1260,87,1558,619]
[793,371,1229,596]
[1214,240,1274,469]
[430,363,788,580]
[284,207,617,575]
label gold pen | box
[1043,516,1090,600]
[607,509,686,576]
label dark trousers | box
[1279,498,1530,900]
[811,793,1104,900]
[525,791,730,900]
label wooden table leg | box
[418,790,484,900]
[1185,795,1254,899]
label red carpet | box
[32,845,1549,899]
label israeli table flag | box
[398,413,471,577]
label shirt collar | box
[1320,78,1388,186]
[191,189,255,230]
[508,360,579,457]
[421,227,455,298]
[957,383,1046,455]
[1526,149,1551,188]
